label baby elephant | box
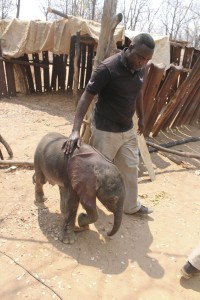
[33,132,125,244]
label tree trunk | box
[16,0,21,18]
[81,0,122,143]
[92,0,97,20]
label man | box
[62,33,155,215]
[181,245,200,279]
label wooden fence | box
[143,44,200,136]
[0,37,199,136]
[0,35,95,97]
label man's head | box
[125,33,155,71]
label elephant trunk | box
[107,204,123,236]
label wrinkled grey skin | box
[33,132,125,244]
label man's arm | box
[62,64,111,154]
[62,90,95,154]
[136,89,144,135]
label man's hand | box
[62,131,81,154]
[137,118,144,135]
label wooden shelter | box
[0,18,199,137]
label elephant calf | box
[33,132,125,244]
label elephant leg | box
[78,201,98,227]
[33,171,47,203]
[59,186,79,244]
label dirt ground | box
[0,92,200,300]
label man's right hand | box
[62,131,81,154]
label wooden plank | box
[143,63,165,135]
[80,43,86,89]
[62,54,67,90]
[67,36,76,90]
[32,53,42,92]
[42,51,50,92]
[73,31,81,102]
[85,44,94,85]
[144,65,182,137]
[4,61,16,97]
[191,49,200,68]
[14,63,29,94]
[172,80,199,127]
[0,41,8,98]
[51,54,66,91]
[170,44,182,65]
[58,54,66,90]
[183,88,200,124]
[133,114,156,181]
[178,70,188,87]
[51,54,58,91]
[143,62,153,92]
[0,60,8,98]
[182,46,194,68]
[23,54,35,93]
[189,102,200,124]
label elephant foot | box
[78,212,98,227]
[59,230,76,244]
[78,213,90,227]
[35,192,47,203]
[74,224,90,232]
[34,202,48,210]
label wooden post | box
[73,31,81,105]
[133,115,156,181]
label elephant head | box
[95,163,125,236]
[68,145,125,236]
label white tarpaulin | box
[0,17,124,58]
[0,18,170,69]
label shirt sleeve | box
[86,63,111,95]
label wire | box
[0,250,63,300]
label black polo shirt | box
[86,48,145,132]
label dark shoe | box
[181,261,200,279]
[135,205,153,215]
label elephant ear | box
[67,152,97,208]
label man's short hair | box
[131,33,155,50]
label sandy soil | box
[0,92,200,300]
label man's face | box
[126,43,154,71]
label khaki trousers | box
[90,126,141,214]
[188,244,200,270]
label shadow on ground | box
[36,200,164,278]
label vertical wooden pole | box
[73,31,81,105]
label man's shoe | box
[181,261,200,279]
[135,205,153,215]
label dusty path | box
[0,93,200,300]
